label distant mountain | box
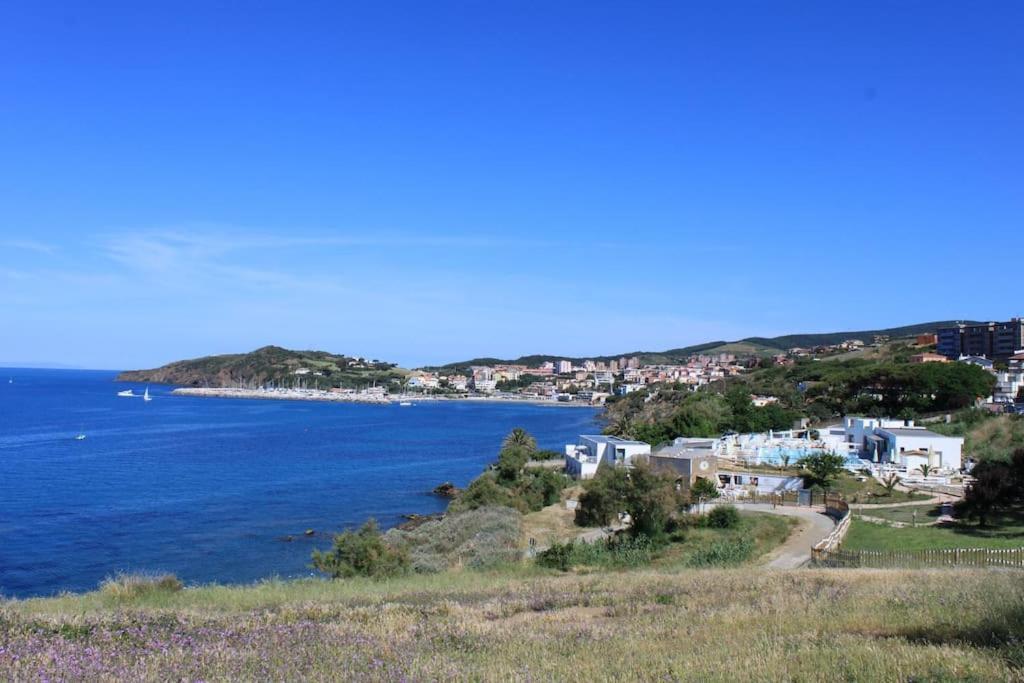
[116,346,409,389]
[430,320,973,370]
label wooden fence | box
[813,546,1024,569]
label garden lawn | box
[844,509,1024,551]
[827,472,929,504]
[855,503,944,525]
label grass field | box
[828,472,930,504]
[855,503,945,525]
[844,508,1024,551]
[4,568,1023,681]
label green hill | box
[432,320,972,369]
[116,346,408,390]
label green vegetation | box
[932,410,1024,462]
[310,519,411,579]
[573,463,685,539]
[844,511,1024,551]
[706,504,741,529]
[116,345,406,391]
[856,503,944,525]
[536,535,654,571]
[956,449,1024,525]
[799,451,847,489]
[604,386,799,445]
[826,471,929,504]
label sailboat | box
[117,389,136,397]
[143,387,152,402]
[74,425,86,440]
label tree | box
[495,445,530,483]
[779,453,791,470]
[502,428,537,454]
[955,449,1024,526]
[311,519,410,579]
[574,463,685,540]
[690,476,720,501]
[918,463,933,478]
[880,473,900,495]
[800,451,847,489]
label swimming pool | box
[753,446,866,469]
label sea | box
[0,369,599,598]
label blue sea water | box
[0,369,599,598]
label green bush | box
[686,537,754,567]
[706,505,741,529]
[536,535,653,571]
[311,519,410,579]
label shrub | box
[449,473,518,512]
[311,519,410,579]
[536,535,653,571]
[686,537,755,567]
[100,572,183,600]
[387,506,522,572]
[706,505,741,529]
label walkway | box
[707,502,837,569]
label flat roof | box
[879,427,957,439]
[580,434,649,446]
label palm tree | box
[919,463,933,478]
[881,473,900,495]
[780,453,791,471]
[502,428,537,453]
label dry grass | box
[99,572,184,600]
[520,497,594,548]
[4,568,1023,681]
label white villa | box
[819,417,964,472]
[564,434,651,480]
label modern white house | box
[564,434,651,480]
[820,417,964,471]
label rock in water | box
[431,481,461,498]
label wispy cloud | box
[0,239,57,254]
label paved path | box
[707,503,837,569]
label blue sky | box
[1,1,1022,369]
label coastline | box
[170,386,599,408]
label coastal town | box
[172,318,1024,414]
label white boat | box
[143,387,152,402]
[117,389,136,397]
[399,401,413,407]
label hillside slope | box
[4,569,1021,680]
[434,320,972,369]
[116,346,408,390]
